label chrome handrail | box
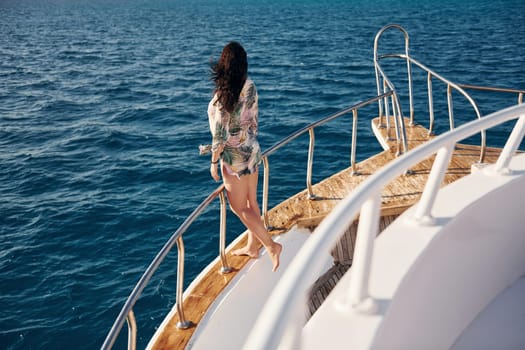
[374,24,410,156]
[373,24,525,163]
[101,185,224,349]
[175,235,193,329]
[126,310,136,350]
[410,54,486,160]
[260,93,392,223]
[102,93,392,349]
[375,62,406,155]
[381,53,525,163]
[458,84,525,105]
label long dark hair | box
[211,41,248,113]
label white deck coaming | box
[187,227,332,350]
[302,153,525,350]
[451,275,525,349]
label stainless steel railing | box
[374,24,410,156]
[101,184,225,349]
[458,84,524,106]
[101,93,392,350]
[373,24,525,163]
[261,93,392,226]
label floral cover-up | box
[200,79,262,177]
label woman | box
[207,41,282,272]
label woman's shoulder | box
[208,93,220,114]
[244,78,256,89]
[242,78,257,100]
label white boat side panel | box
[188,227,332,350]
[302,214,439,349]
[373,172,525,349]
[303,153,525,350]
[451,275,525,350]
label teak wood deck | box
[150,117,503,350]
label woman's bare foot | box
[268,242,282,272]
[232,245,260,259]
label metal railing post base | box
[176,320,195,330]
[307,194,319,200]
[220,266,234,274]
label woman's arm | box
[207,97,228,182]
[209,144,223,182]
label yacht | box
[102,24,525,350]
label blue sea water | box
[1,0,524,348]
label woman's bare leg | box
[232,169,263,258]
[223,168,281,271]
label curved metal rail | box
[101,93,391,350]
[243,103,525,350]
[373,24,525,164]
[374,24,410,156]
[101,185,225,349]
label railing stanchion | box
[396,96,409,155]
[391,96,402,155]
[412,145,454,224]
[348,193,381,310]
[219,191,232,274]
[307,128,316,199]
[404,30,414,126]
[427,72,435,136]
[126,310,137,350]
[262,156,271,229]
[494,114,525,173]
[374,41,384,127]
[384,80,391,133]
[447,84,455,131]
[176,236,194,329]
[351,109,358,175]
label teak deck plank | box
[150,117,503,350]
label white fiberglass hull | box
[303,153,525,349]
